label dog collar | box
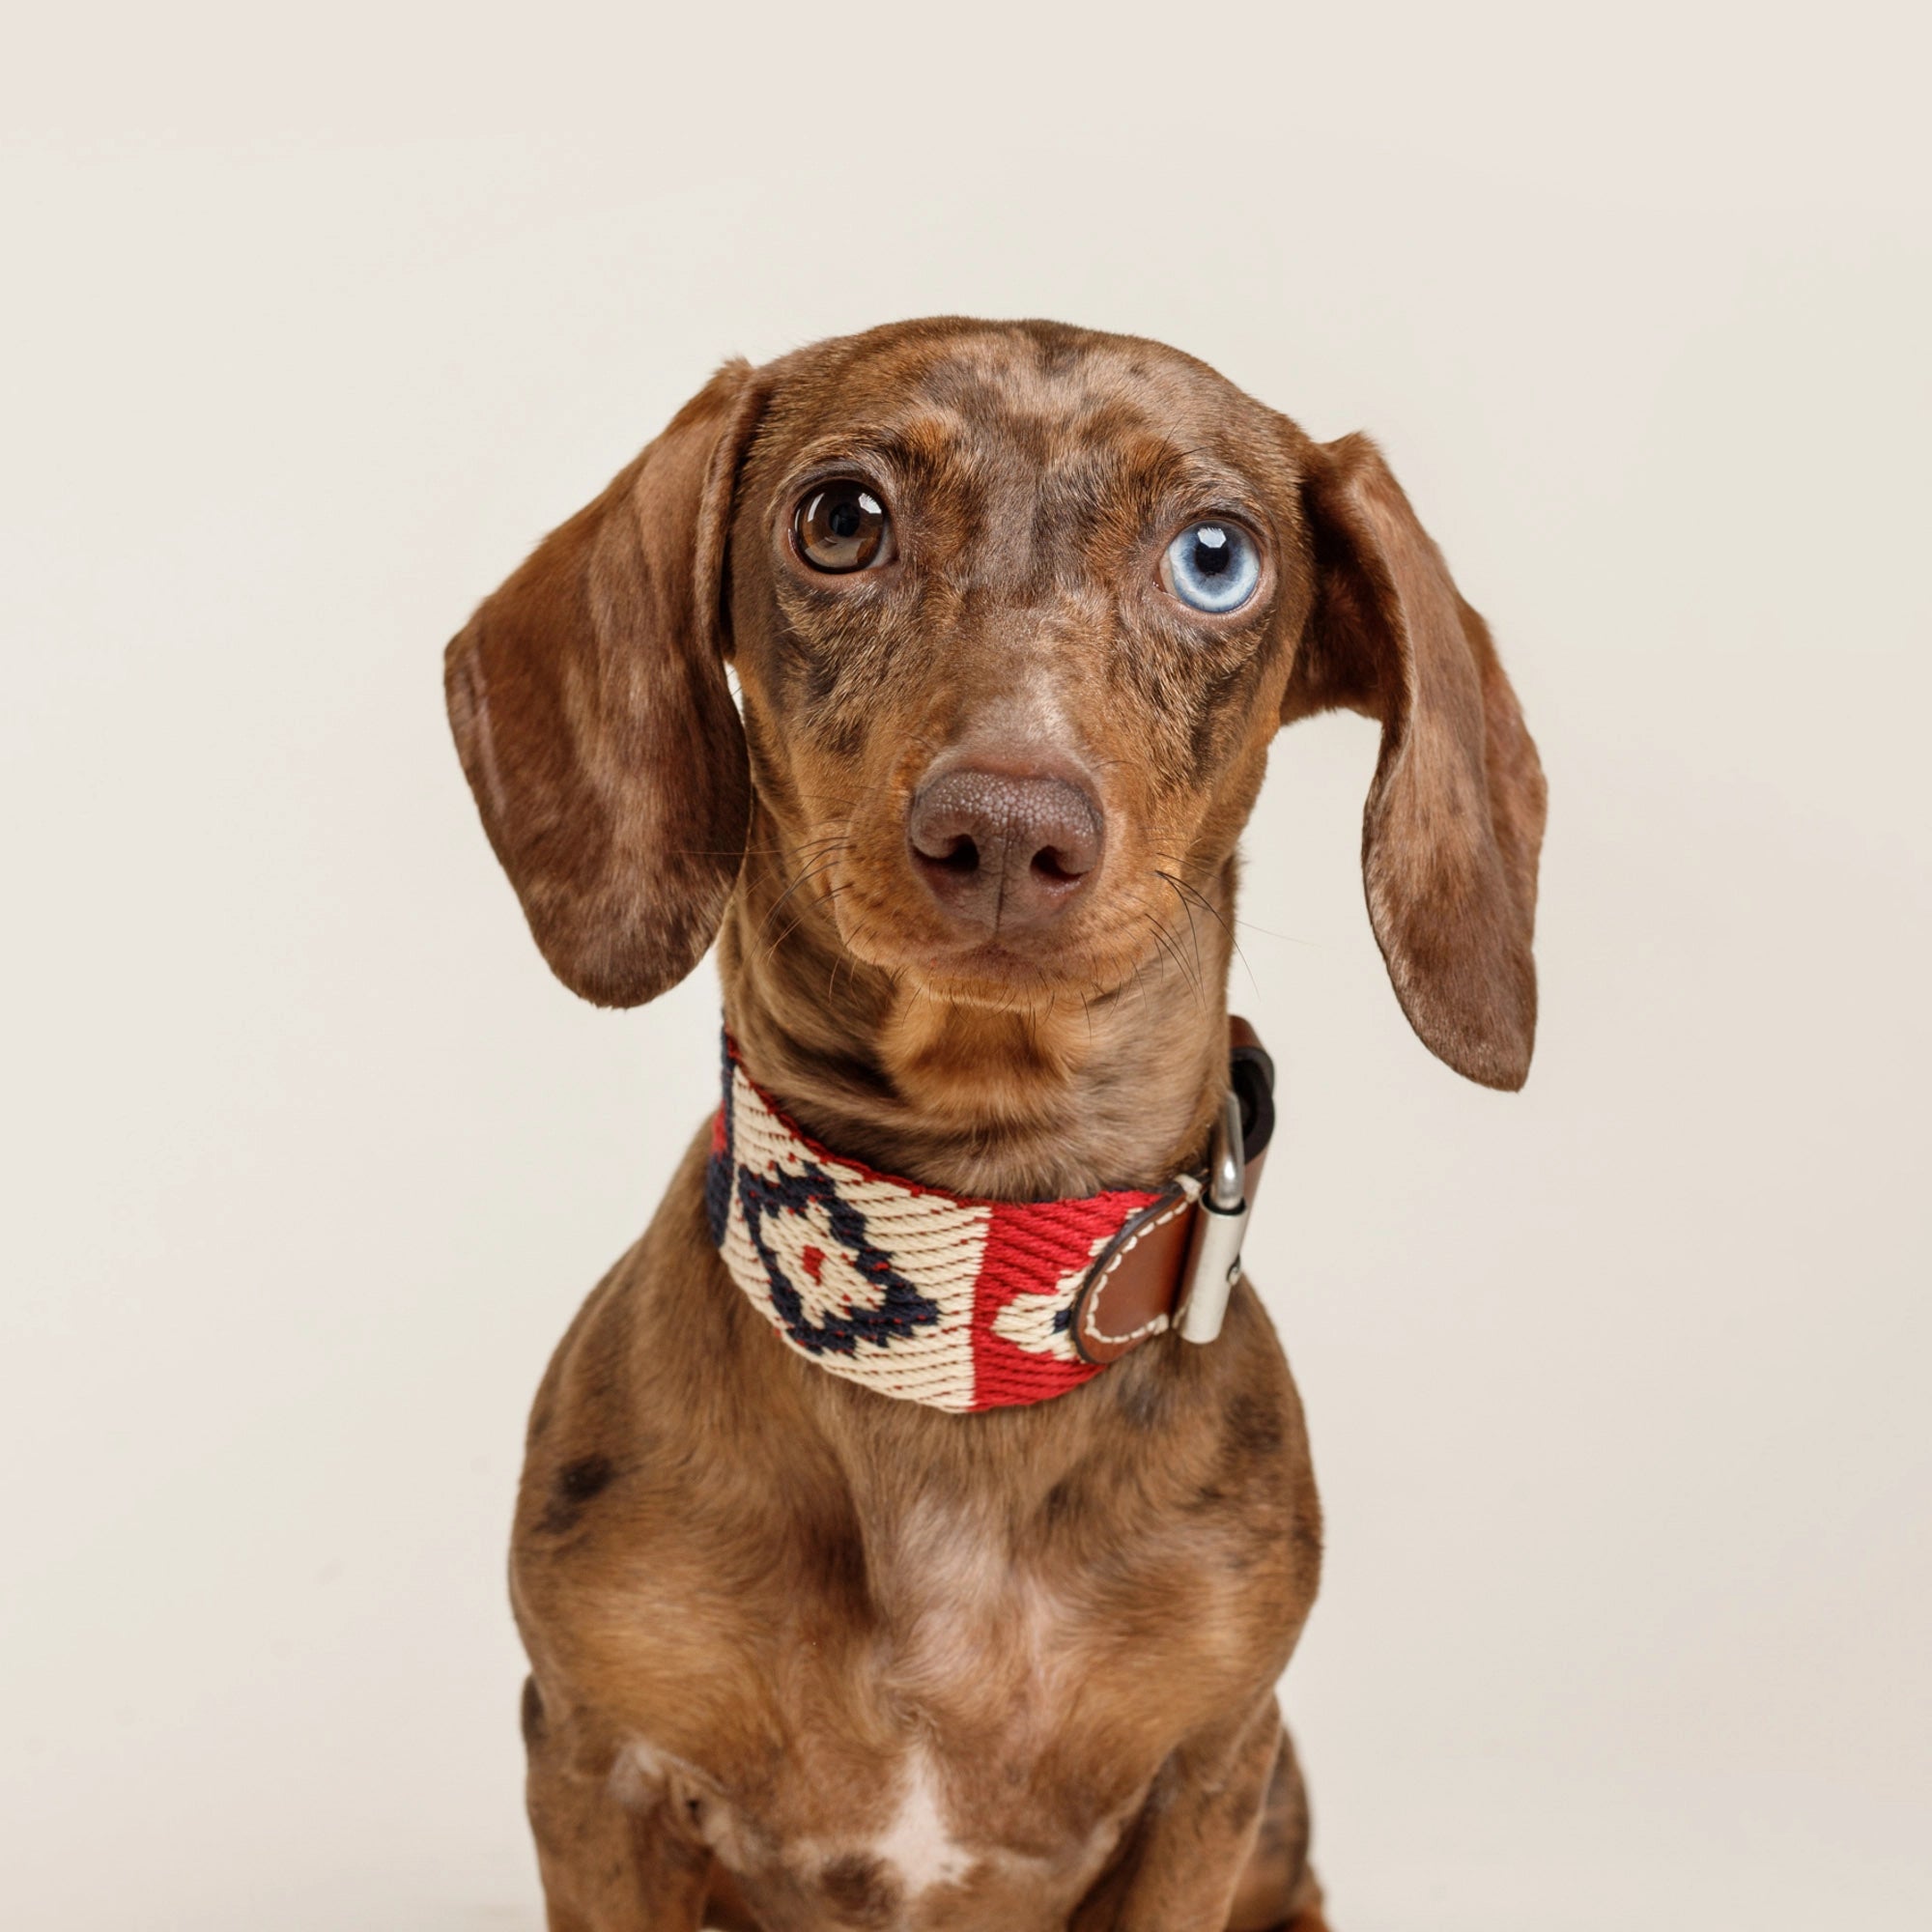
[704,1024,1275,1413]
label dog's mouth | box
[823,848,1188,1009]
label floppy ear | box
[444,361,770,1007]
[1286,433,1548,1090]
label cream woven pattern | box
[711,1057,1150,1412]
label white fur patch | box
[872,1748,976,1897]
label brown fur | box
[446,317,1543,1930]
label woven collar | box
[704,1037,1175,1413]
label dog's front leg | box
[521,1680,712,1932]
[1082,1697,1289,1932]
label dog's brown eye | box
[795,481,894,573]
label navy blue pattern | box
[737,1158,942,1356]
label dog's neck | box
[716,806,1236,1201]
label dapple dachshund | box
[444,317,1546,1931]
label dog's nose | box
[907,768,1104,931]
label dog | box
[444,317,1546,1931]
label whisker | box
[759,883,849,970]
[758,843,852,937]
[1154,871,1207,980]
[1146,919,1204,1009]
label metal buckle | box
[1177,1088,1248,1345]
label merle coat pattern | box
[445,317,1546,1932]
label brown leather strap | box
[1069,1016,1275,1364]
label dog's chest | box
[604,1489,1223,1927]
[869,1493,1081,1719]
[722,1493,1231,1921]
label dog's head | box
[445,319,1546,1088]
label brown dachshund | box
[444,318,1546,1931]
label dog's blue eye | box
[1161,521,1261,614]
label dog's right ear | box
[444,361,770,1007]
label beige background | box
[4,4,1927,1926]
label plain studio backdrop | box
[4,4,1927,1927]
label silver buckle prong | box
[1178,1089,1248,1345]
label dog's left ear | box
[444,361,771,1007]
[1286,433,1548,1089]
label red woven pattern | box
[711,1040,1159,1413]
